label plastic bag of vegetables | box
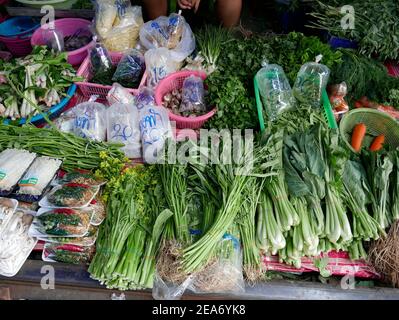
[293,55,330,109]
[89,40,114,84]
[112,49,145,89]
[42,243,95,264]
[30,208,94,237]
[256,62,295,121]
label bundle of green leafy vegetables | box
[309,0,399,61]
[89,165,172,290]
[0,46,81,122]
[329,49,399,104]
[202,31,342,130]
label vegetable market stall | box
[1,0,399,301]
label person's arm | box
[216,0,242,27]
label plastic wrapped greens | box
[89,40,114,84]
[112,49,145,88]
[256,62,295,121]
[30,208,94,237]
[42,243,95,264]
[293,55,330,109]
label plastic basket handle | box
[253,75,266,133]
[322,89,338,129]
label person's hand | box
[177,0,201,12]
[177,0,192,10]
[190,0,201,12]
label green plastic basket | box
[340,108,399,153]
[254,75,337,132]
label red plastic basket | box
[75,52,146,100]
[155,70,216,129]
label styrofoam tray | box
[0,210,37,277]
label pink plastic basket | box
[31,18,94,66]
[0,34,33,57]
[155,70,216,129]
[75,52,147,100]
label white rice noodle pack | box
[0,149,36,192]
[18,157,62,196]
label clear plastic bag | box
[112,49,145,88]
[293,55,330,109]
[180,75,206,115]
[256,62,295,121]
[42,243,95,264]
[189,233,244,295]
[328,82,349,122]
[152,272,195,300]
[140,13,195,62]
[67,100,107,141]
[135,86,155,111]
[139,105,172,164]
[107,103,141,159]
[152,232,244,300]
[94,0,143,52]
[17,157,62,197]
[145,48,180,88]
[31,208,94,238]
[89,40,113,80]
[42,28,65,53]
[107,83,136,105]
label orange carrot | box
[370,134,385,152]
[351,123,367,152]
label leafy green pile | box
[204,31,341,130]
[329,49,399,103]
[309,0,399,61]
[89,166,172,290]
